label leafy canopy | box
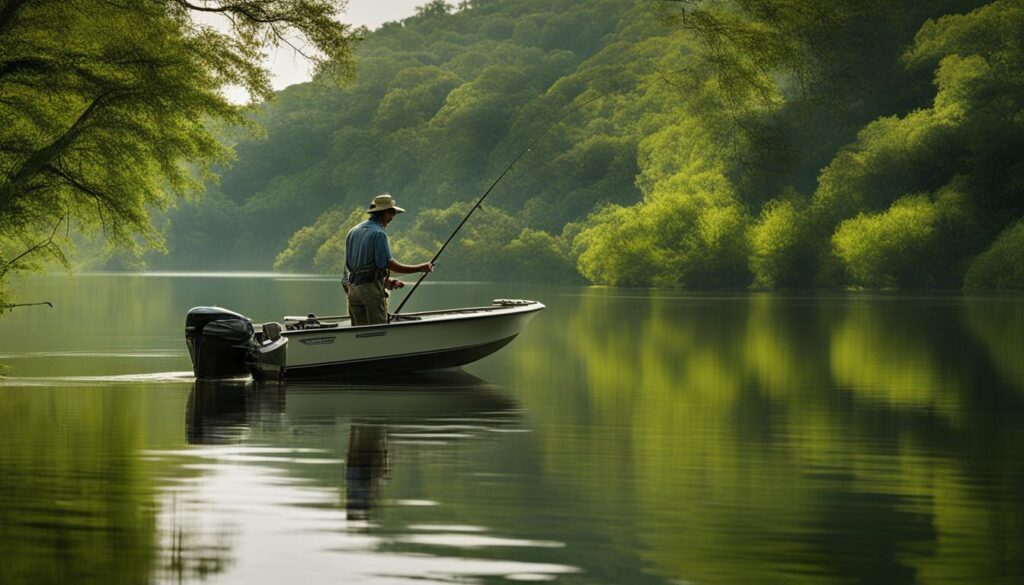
[0,0,354,308]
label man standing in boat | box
[343,194,433,325]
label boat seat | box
[262,321,282,341]
[284,319,338,330]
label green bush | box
[573,204,655,287]
[274,207,363,273]
[574,168,751,288]
[500,228,580,284]
[749,197,807,289]
[964,221,1024,290]
[832,194,943,287]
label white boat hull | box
[272,300,544,378]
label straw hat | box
[367,193,405,214]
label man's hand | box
[386,278,405,290]
[420,262,434,273]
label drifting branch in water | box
[0,301,53,310]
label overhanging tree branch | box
[45,163,138,235]
[172,0,306,25]
[0,219,63,278]
[0,89,121,215]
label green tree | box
[813,0,1024,287]
[831,188,969,288]
[748,195,811,289]
[416,1,453,19]
[0,0,354,310]
[575,164,751,288]
[500,227,580,284]
[964,221,1024,290]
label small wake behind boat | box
[185,299,543,380]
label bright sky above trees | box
[252,0,428,98]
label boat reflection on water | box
[184,369,521,520]
[185,379,287,444]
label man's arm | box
[388,259,433,274]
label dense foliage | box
[84,1,1024,288]
[0,0,354,309]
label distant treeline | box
[140,0,1024,289]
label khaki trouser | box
[347,280,388,325]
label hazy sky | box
[264,0,428,93]
[346,0,428,30]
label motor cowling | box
[185,307,255,379]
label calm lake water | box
[1,273,1023,584]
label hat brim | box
[367,204,405,213]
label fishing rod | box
[389,85,624,320]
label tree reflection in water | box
[5,276,1023,584]
[0,386,160,585]
[491,290,1024,585]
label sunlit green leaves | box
[0,0,355,303]
[810,0,1024,288]
[748,196,808,289]
[832,193,954,288]
[964,221,1024,290]
[576,164,751,288]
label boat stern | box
[185,306,288,380]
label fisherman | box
[343,193,433,325]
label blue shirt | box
[343,217,393,284]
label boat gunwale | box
[275,302,544,337]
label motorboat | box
[185,299,544,380]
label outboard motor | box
[185,307,256,379]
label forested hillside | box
[145,0,1024,289]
